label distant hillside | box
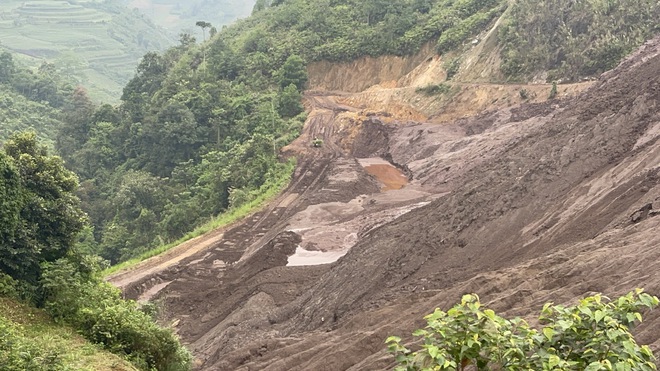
[0,50,72,147]
[123,0,256,36]
[0,0,176,102]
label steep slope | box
[0,297,137,371]
[191,36,660,370]
[110,35,660,370]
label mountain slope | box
[93,1,660,369]
[201,35,660,370]
[109,34,660,370]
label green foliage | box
[104,158,295,276]
[0,52,14,84]
[275,54,308,90]
[0,51,74,146]
[445,57,461,81]
[387,291,659,370]
[0,132,85,287]
[0,1,175,102]
[549,82,558,100]
[40,258,191,371]
[0,297,137,371]
[416,83,453,96]
[0,274,18,299]
[0,133,191,370]
[278,84,305,118]
[499,0,660,81]
[58,15,307,264]
[0,314,66,371]
[221,0,506,64]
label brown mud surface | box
[110,37,660,370]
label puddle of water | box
[286,246,348,267]
[358,158,408,191]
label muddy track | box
[108,93,356,299]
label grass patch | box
[103,159,296,277]
[416,83,455,96]
[0,297,136,371]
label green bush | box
[416,83,453,96]
[445,58,461,81]
[0,274,18,299]
[549,81,558,99]
[40,258,192,371]
[0,316,65,371]
[388,290,659,370]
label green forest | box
[1,0,660,369]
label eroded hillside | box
[107,25,660,370]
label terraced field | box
[0,0,175,102]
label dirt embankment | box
[111,35,660,371]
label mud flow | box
[358,158,408,191]
[285,158,412,267]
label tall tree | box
[0,132,85,285]
[56,86,96,163]
[196,21,213,73]
[0,51,15,83]
[195,21,213,42]
[275,54,308,90]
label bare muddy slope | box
[111,37,660,371]
[202,39,660,370]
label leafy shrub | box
[549,81,558,99]
[0,316,65,371]
[416,83,453,96]
[0,274,18,299]
[40,258,192,371]
[445,58,461,81]
[387,290,659,370]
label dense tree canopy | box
[500,0,660,81]
[0,132,84,285]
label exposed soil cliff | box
[110,37,660,370]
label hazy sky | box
[126,0,257,34]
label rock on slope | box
[199,37,660,369]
